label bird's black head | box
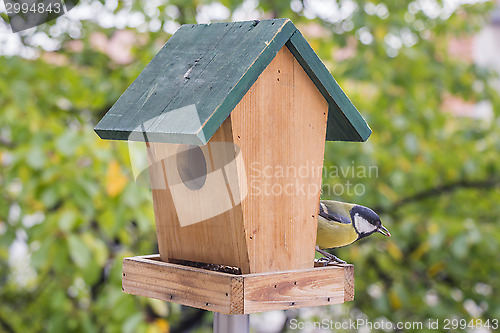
[350,205,390,239]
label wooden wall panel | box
[148,118,250,273]
[231,46,328,273]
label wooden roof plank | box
[94,19,372,144]
[94,26,200,140]
[148,19,294,144]
[142,22,244,141]
[115,22,239,142]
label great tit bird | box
[316,200,390,264]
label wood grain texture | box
[122,255,234,313]
[230,46,328,273]
[344,264,355,301]
[230,277,245,314]
[122,255,354,314]
[147,118,250,273]
[243,266,346,313]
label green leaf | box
[55,130,82,156]
[26,146,46,170]
[67,235,91,269]
[58,210,77,232]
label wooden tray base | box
[122,254,354,314]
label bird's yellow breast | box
[316,216,359,249]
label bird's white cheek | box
[354,214,377,234]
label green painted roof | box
[95,19,371,144]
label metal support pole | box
[213,313,249,333]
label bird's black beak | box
[377,225,391,237]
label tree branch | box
[376,178,500,214]
[0,313,15,333]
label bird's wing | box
[317,215,358,248]
[319,202,351,224]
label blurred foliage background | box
[1,0,500,332]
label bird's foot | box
[317,255,346,266]
[327,254,346,264]
[316,256,331,265]
[315,245,347,266]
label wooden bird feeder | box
[95,18,371,314]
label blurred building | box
[443,1,500,120]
